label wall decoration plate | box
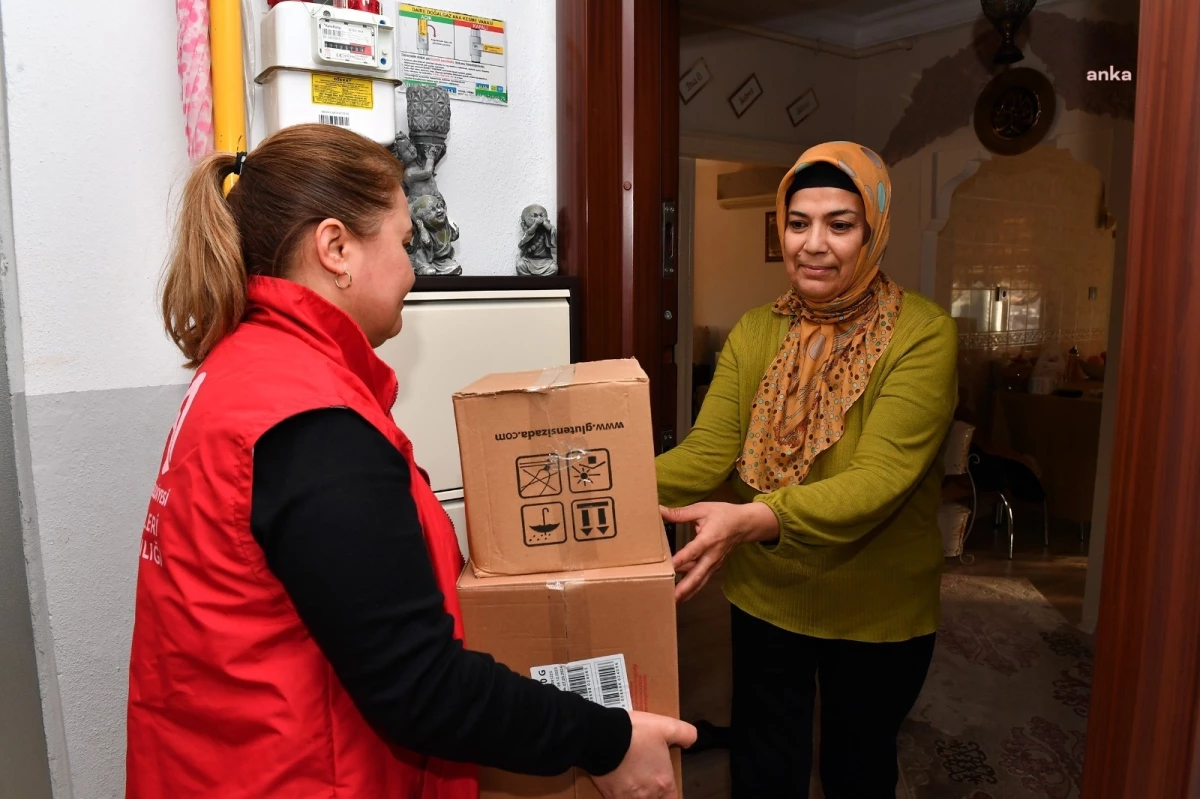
[974,68,1056,155]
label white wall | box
[4,1,190,398]
[1,1,559,795]
[0,266,52,797]
[1,2,189,794]
[680,28,856,158]
[692,159,790,345]
[853,0,1135,300]
[681,0,1136,295]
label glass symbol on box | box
[517,454,562,498]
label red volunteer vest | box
[126,276,479,798]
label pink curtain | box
[176,0,215,160]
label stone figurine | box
[515,204,558,276]
[410,194,461,276]
[391,131,439,200]
[392,85,462,274]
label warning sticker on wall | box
[397,3,508,105]
[531,654,632,711]
[311,74,375,109]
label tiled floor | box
[675,507,1091,799]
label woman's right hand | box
[590,711,697,799]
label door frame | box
[1078,0,1200,795]
[675,156,696,446]
[558,0,1200,794]
[555,0,679,453]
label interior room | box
[672,1,1135,796]
[2,1,1199,798]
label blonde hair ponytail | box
[161,151,246,369]
[161,125,405,368]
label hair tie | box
[232,151,248,176]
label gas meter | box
[257,1,400,145]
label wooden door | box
[556,0,680,453]
[1080,0,1200,795]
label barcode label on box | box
[531,654,631,711]
[319,112,351,127]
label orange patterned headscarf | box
[737,142,904,492]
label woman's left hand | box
[661,502,780,603]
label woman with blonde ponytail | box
[126,124,694,799]
[160,150,247,368]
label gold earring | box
[334,270,352,290]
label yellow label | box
[483,44,503,54]
[311,74,374,110]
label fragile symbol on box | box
[530,654,632,711]
[521,502,566,547]
[516,454,562,498]
[567,448,611,493]
[572,498,616,541]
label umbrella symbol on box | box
[572,498,617,541]
[522,502,566,547]
[531,507,559,534]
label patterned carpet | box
[899,574,1093,799]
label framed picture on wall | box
[679,58,712,104]
[765,211,783,262]
[787,88,819,127]
[729,74,763,118]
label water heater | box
[256,1,400,145]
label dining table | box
[989,381,1105,525]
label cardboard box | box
[453,359,668,577]
[458,556,683,799]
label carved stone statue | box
[410,193,461,276]
[516,204,558,276]
[390,131,439,199]
[393,85,463,273]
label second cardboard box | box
[458,556,682,798]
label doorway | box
[675,158,792,444]
[669,4,1133,797]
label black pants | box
[730,605,935,799]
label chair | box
[968,444,1050,559]
[938,421,977,560]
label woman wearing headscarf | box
[656,141,957,798]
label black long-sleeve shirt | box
[250,408,632,776]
